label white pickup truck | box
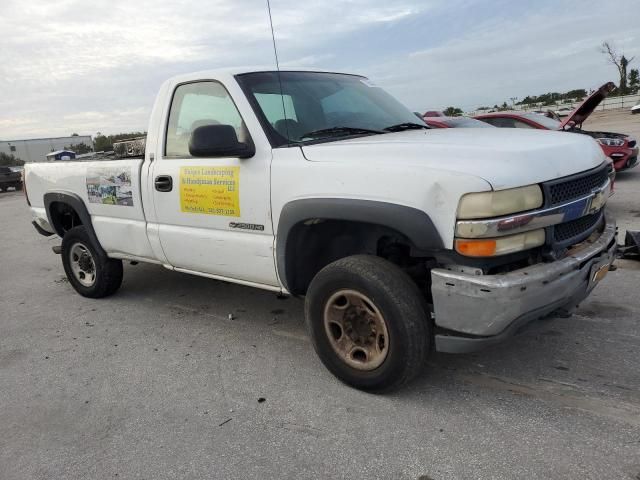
[25,69,616,391]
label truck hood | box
[301,128,606,190]
[559,81,616,129]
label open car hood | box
[560,82,616,129]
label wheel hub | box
[78,252,94,273]
[344,307,376,344]
[323,289,389,371]
[69,243,96,287]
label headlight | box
[455,229,546,257]
[597,138,625,147]
[457,185,543,220]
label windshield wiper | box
[383,122,430,132]
[300,126,385,140]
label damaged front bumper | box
[431,215,617,353]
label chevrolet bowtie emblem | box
[587,190,605,215]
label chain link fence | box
[467,93,640,116]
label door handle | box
[154,175,173,192]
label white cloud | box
[0,0,637,139]
[366,1,639,111]
[0,0,429,138]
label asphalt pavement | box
[1,166,639,479]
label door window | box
[483,117,516,128]
[165,82,248,157]
[512,120,536,129]
[482,117,537,129]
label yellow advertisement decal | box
[180,166,240,216]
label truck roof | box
[164,67,364,84]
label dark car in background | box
[474,82,638,172]
[0,166,23,192]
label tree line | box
[63,132,147,155]
[93,132,147,152]
[518,89,588,107]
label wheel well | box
[283,219,433,296]
[49,201,83,236]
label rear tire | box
[305,255,430,392]
[61,226,123,298]
[15,183,23,191]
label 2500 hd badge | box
[229,222,265,231]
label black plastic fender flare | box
[43,191,107,257]
[276,198,444,292]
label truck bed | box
[25,157,156,262]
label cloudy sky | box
[0,0,637,140]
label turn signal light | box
[455,229,545,257]
[455,239,497,257]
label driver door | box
[150,80,277,287]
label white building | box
[0,136,93,163]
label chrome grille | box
[554,212,603,243]
[543,164,609,249]
[546,166,608,206]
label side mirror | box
[189,124,255,158]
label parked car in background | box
[0,166,23,192]
[475,82,638,172]
[423,116,495,129]
[554,107,574,117]
[423,110,445,117]
[426,114,614,192]
[632,102,640,114]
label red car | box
[423,116,495,129]
[423,110,446,117]
[474,82,638,172]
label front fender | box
[276,198,443,292]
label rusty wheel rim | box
[323,289,389,371]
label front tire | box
[305,255,430,392]
[61,226,123,298]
